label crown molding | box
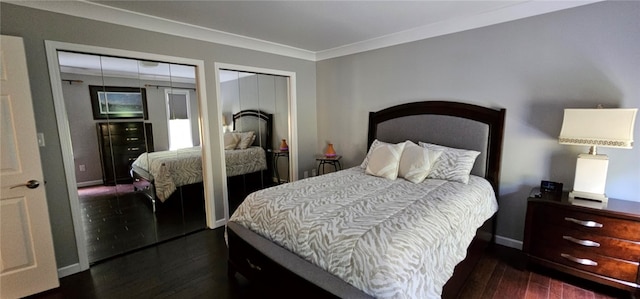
[9,0,603,62]
[315,0,604,60]
[9,0,316,61]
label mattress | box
[229,167,498,298]
[225,146,267,177]
[132,146,267,201]
[132,146,203,202]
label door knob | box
[10,180,40,189]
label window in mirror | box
[165,89,193,150]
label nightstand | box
[523,189,640,296]
[272,150,289,184]
[315,155,342,175]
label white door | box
[0,35,59,298]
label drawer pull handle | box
[562,236,600,247]
[127,137,139,141]
[561,253,598,266]
[246,258,262,271]
[128,147,140,151]
[125,128,139,131]
[564,217,603,228]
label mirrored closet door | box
[57,51,206,263]
[219,70,290,214]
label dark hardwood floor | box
[78,184,206,263]
[29,227,631,299]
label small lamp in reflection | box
[221,115,229,132]
[280,139,289,151]
[325,143,337,157]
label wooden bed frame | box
[132,109,274,212]
[227,101,506,298]
[231,109,274,184]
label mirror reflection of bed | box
[224,110,274,213]
[59,51,207,264]
[219,69,290,214]
[131,109,275,215]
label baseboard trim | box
[76,180,103,188]
[495,234,523,250]
[57,262,83,278]
[214,218,227,228]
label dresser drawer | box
[530,244,639,283]
[99,122,145,136]
[525,197,640,293]
[103,135,147,145]
[531,226,640,262]
[107,145,146,155]
[533,204,640,242]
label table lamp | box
[559,107,637,204]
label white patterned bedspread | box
[132,146,267,201]
[230,167,498,298]
[132,147,203,202]
[225,146,267,177]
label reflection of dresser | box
[97,122,153,185]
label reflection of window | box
[165,89,193,150]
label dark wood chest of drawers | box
[97,122,153,185]
[523,193,640,295]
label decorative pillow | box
[365,141,406,180]
[223,132,240,150]
[235,131,255,149]
[398,141,443,183]
[360,139,383,169]
[419,142,480,184]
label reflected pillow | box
[224,132,240,150]
[236,131,255,149]
[398,141,443,183]
[365,141,406,180]
[419,142,480,184]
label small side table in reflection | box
[272,150,289,184]
[316,155,342,175]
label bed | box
[131,109,273,212]
[226,101,506,298]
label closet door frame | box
[214,62,298,221]
[45,40,213,276]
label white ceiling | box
[14,1,601,61]
[93,1,526,52]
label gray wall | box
[316,1,640,245]
[61,73,198,184]
[1,3,317,269]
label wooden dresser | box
[97,122,153,185]
[523,191,640,295]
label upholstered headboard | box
[368,101,505,193]
[233,109,273,152]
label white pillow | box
[365,141,406,180]
[223,132,240,150]
[419,142,480,184]
[360,139,382,168]
[235,131,255,149]
[398,141,443,183]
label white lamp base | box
[569,191,608,203]
[570,153,609,203]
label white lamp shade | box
[559,108,637,149]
